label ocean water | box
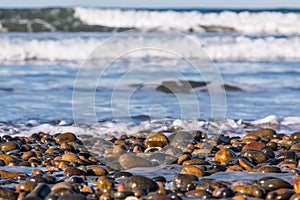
[0,7,300,136]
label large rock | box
[119,154,153,169]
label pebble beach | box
[1,5,300,200]
[0,125,300,200]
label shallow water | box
[0,8,300,136]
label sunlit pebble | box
[157,181,165,187]
[283,135,290,140]
[117,183,125,192]
[133,146,140,153]
[293,176,300,193]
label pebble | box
[265,188,295,200]
[242,141,266,151]
[250,128,276,140]
[63,167,84,177]
[145,132,169,147]
[87,165,107,176]
[119,153,154,169]
[241,149,267,163]
[0,153,14,164]
[257,166,281,173]
[215,149,235,165]
[232,184,265,198]
[259,177,292,191]
[173,174,199,191]
[55,132,77,145]
[0,142,19,152]
[180,165,204,177]
[125,175,159,192]
[61,153,79,163]
[0,187,18,200]
[291,132,300,141]
[148,153,178,165]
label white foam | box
[74,7,300,34]
[1,115,300,137]
[245,115,280,126]
[1,35,300,62]
[282,116,300,126]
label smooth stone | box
[173,174,199,191]
[180,165,204,177]
[25,183,51,199]
[232,185,265,198]
[242,142,266,151]
[279,160,297,168]
[26,175,48,183]
[177,154,191,165]
[113,171,133,179]
[114,191,134,199]
[63,167,84,177]
[57,194,86,200]
[182,159,209,165]
[241,134,259,142]
[215,149,235,165]
[250,128,276,140]
[16,182,37,193]
[262,147,275,159]
[59,143,75,153]
[0,170,23,178]
[61,153,79,163]
[49,188,74,197]
[212,188,234,198]
[257,166,281,173]
[226,165,244,172]
[185,189,210,197]
[241,150,267,163]
[0,187,18,200]
[22,151,36,161]
[145,132,169,147]
[259,177,292,191]
[87,166,107,176]
[291,193,300,200]
[1,142,19,152]
[119,154,153,169]
[291,132,300,141]
[148,153,178,165]
[51,182,75,191]
[97,176,114,190]
[277,150,297,161]
[68,176,84,184]
[266,188,294,200]
[291,143,300,151]
[267,141,278,150]
[55,132,77,145]
[169,131,194,149]
[238,158,254,171]
[0,153,14,164]
[125,175,159,192]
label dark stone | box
[125,175,159,192]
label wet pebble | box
[215,149,235,165]
[63,167,84,177]
[180,165,204,177]
[119,153,153,169]
[125,175,159,192]
[173,174,198,191]
[232,184,265,198]
[55,132,77,145]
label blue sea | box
[0,7,300,135]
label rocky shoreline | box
[0,128,300,199]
